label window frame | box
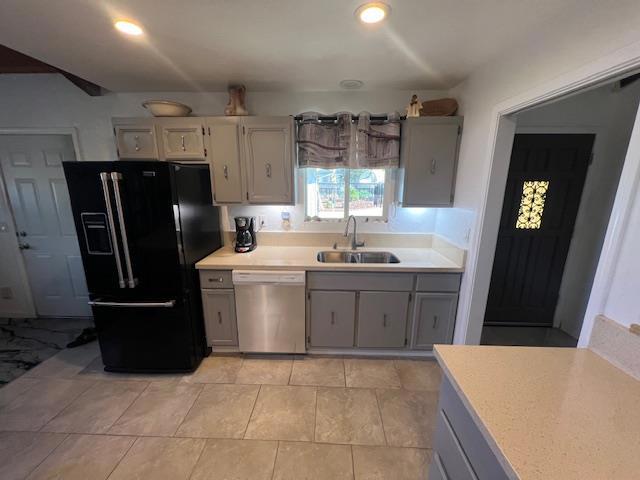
[302,167,394,222]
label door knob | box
[18,243,31,250]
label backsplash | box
[589,315,640,380]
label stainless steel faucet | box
[344,215,365,250]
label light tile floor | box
[0,345,442,479]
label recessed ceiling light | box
[355,2,390,24]
[114,20,143,36]
[340,79,364,90]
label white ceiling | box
[0,0,585,92]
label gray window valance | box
[297,111,400,169]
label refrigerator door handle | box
[88,300,176,308]
[110,172,138,288]
[99,172,126,288]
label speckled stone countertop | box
[195,245,464,272]
[434,345,640,480]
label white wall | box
[604,188,640,327]
[515,82,640,338]
[445,0,640,344]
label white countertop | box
[196,245,464,272]
[435,345,640,480]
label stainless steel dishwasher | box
[232,270,306,353]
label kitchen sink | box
[317,251,400,264]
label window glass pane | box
[515,180,549,229]
[349,169,385,217]
[305,168,345,219]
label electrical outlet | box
[0,222,8,233]
[257,215,266,230]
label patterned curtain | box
[296,111,400,169]
[296,112,353,168]
[354,111,401,168]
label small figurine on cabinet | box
[224,85,249,116]
[406,94,422,117]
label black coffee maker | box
[234,216,257,253]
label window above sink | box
[304,167,393,222]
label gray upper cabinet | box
[201,289,238,347]
[243,116,294,204]
[357,291,410,348]
[114,123,159,159]
[309,291,356,348]
[157,119,206,161]
[412,293,458,349]
[397,117,462,207]
[206,118,245,204]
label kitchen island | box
[432,345,640,479]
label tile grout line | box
[35,378,98,433]
[350,444,356,480]
[172,383,205,437]
[286,359,294,385]
[312,386,318,442]
[186,436,208,480]
[374,389,389,446]
[270,440,281,480]
[107,381,152,433]
[21,432,70,478]
[104,435,139,479]
[242,384,261,439]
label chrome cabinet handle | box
[208,277,224,283]
[430,158,436,174]
[331,311,335,325]
[111,172,137,288]
[266,163,272,178]
[18,243,30,250]
[433,315,439,328]
[88,300,175,308]
[100,172,125,288]
[223,165,229,179]
[181,135,186,151]
[383,314,388,327]
[217,311,223,324]
[134,135,140,152]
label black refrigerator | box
[63,161,222,373]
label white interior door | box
[0,134,90,317]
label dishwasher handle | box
[232,270,306,286]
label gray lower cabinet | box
[412,293,458,349]
[308,291,356,348]
[357,291,410,348]
[430,377,509,480]
[201,289,238,347]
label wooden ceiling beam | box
[0,44,105,96]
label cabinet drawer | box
[416,273,461,292]
[309,291,356,348]
[439,378,509,480]
[434,409,478,480]
[357,291,409,348]
[201,289,238,346]
[199,270,233,289]
[307,272,414,291]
